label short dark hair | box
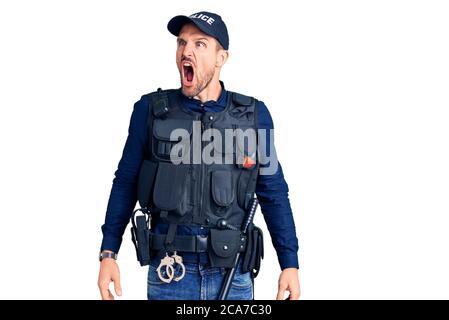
[215,39,224,51]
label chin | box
[181,81,197,94]
[181,86,195,97]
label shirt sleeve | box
[255,100,300,270]
[100,95,149,253]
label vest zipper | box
[199,120,205,224]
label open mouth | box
[182,62,194,86]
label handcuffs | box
[156,251,186,283]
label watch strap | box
[99,251,117,261]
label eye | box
[196,41,206,48]
[177,39,186,47]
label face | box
[176,23,226,97]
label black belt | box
[149,232,247,253]
[149,232,209,252]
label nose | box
[181,41,195,59]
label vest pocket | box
[152,162,189,215]
[152,118,192,162]
[237,170,250,209]
[236,166,259,210]
[137,159,158,208]
[211,170,234,207]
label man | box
[98,11,300,300]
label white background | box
[0,0,448,300]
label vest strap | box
[232,92,253,106]
[152,88,170,118]
[228,91,256,119]
[164,222,178,251]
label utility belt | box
[130,209,264,277]
[149,232,209,253]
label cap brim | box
[167,15,214,39]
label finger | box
[99,277,113,300]
[276,283,287,300]
[100,287,112,300]
[290,290,300,300]
[289,282,301,300]
[276,289,285,300]
[113,276,122,297]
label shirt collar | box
[178,80,228,113]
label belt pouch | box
[241,224,264,277]
[131,215,151,266]
[208,229,241,268]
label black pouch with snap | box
[208,229,242,268]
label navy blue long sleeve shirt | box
[100,81,299,270]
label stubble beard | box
[181,67,215,98]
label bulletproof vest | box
[137,88,260,230]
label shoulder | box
[138,88,177,104]
[227,90,268,111]
[228,90,255,106]
[133,88,178,114]
[256,100,274,129]
[227,90,273,129]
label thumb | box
[112,272,122,297]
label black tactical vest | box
[136,88,260,230]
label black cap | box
[167,11,229,50]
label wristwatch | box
[99,251,117,262]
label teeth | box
[183,62,192,67]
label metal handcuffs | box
[156,251,186,283]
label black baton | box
[218,198,259,300]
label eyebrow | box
[177,37,210,42]
[194,37,209,42]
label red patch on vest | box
[243,156,256,169]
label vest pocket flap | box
[153,118,193,141]
[211,170,234,206]
[210,229,241,258]
[153,162,189,211]
[137,160,158,208]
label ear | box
[216,50,229,68]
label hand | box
[97,252,122,300]
[276,268,300,300]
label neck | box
[193,78,222,103]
